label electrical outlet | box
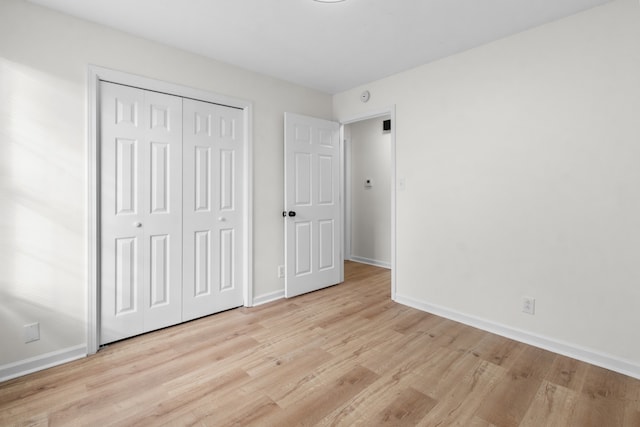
[522,297,535,315]
[24,322,40,343]
[278,265,285,278]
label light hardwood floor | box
[1,261,639,426]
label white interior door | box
[284,112,343,298]
[182,99,244,320]
[100,82,182,344]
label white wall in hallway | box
[347,117,391,267]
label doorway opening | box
[340,106,396,299]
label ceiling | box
[27,0,612,94]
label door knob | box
[218,217,226,222]
[288,211,296,217]
[133,222,142,228]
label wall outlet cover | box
[522,297,535,315]
[24,322,40,343]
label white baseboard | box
[0,345,87,383]
[252,289,285,306]
[349,256,391,269]
[394,293,640,380]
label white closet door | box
[100,82,183,344]
[182,99,244,321]
[141,90,183,332]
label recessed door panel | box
[194,230,211,297]
[219,115,236,140]
[150,235,169,307]
[151,104,170,131]
[115,237,137,314]
[220,149,234,211]
[115,138,137,215]
[295,221,312,276]
[318,220,335,271]
[194,146,211,212]
[195,112,211,136]
[318,155,334,205]
[318,129,334,147]
[220,229,234,290]
[116,98,138,126]
[295,153,312,206]
[150,142,169,214]
[295,124,311,144]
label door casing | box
[87,65,253,353]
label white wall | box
[347,117,391,266]
[0,0,331,372]
[334,0,640,377]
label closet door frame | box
[87,65,253,354]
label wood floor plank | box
[417,359,505,426]
[475,346,557,427]
[1,261,639,426]
[257,365,380,427]
[315,374,424,426]
[544,353,589,391]
[371,387,437,425]
[469,332,525,370]
[519,381,579,427]
[569,364,631,426]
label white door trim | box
[87,65,253,354]
[339,106,397,300]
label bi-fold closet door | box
[100,81,243,345]
[182,99,244,321]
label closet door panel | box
[100,82,146,344]
[183,99,244,321]
[142,90,183,332]
[100,83,182,344]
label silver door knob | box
[218,217,226,222]
[133,222,142,228]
